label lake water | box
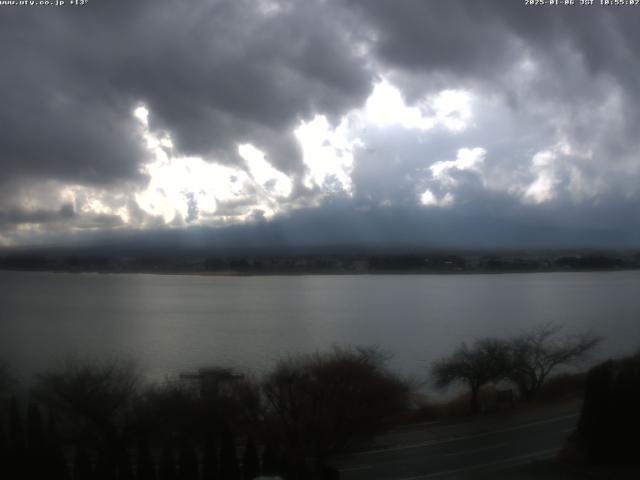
[1,270,639,384]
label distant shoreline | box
[2,266,640,277]
[2,250,639,277]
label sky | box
[2,0,640,250]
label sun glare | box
[295,115,360,195]
[238,144,293,198]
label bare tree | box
[34,358,141,452]
[506,323,601,401]
[431,339,510,414]
[262,346,410,470]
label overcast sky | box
[2,0,640,249]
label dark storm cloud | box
[341,1,640,223]
[0,0,371,189]
[348,0,640,172]
[0,204,75,226]
[25,199,639,254]
[0,33,145,188]
[0,204,126,230]
[3,0,640,247]
[346,0,627,83]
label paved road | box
[333,413,579,480]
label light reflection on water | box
[1,270,638,384]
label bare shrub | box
[431,339,510,414]
[33,357,141,449]
[507,323,601,401]
[262,346,411,466]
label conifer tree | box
[159,442,177,480]
[136,438,156,480]
[242,437,259,480]
[74,445,94,480]
[260,442,279,477]
[8,398,25,478]
[0,421,6,477]
[27,403,47,477]
[118,446,135,480]
[46,412,71,480]
[202,432,219,480]
[219,426,240,480]
[178,438,199,480]
[94,449,116,480]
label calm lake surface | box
[1,270,639,382]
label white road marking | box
[394,448,557,480]
[341,465,373,472]
[444,442,507,457]
[408,420,442,428]
[343,413,578,457]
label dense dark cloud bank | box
[2,0,640,249]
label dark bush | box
[536,372,587,403]
[263,346,411,470]
[34,358,141,454]
[578,353,640,465]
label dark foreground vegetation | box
[1,325,634,479]
[430,324,601,415]
[0,347,409,480]
[569,351,640,467]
